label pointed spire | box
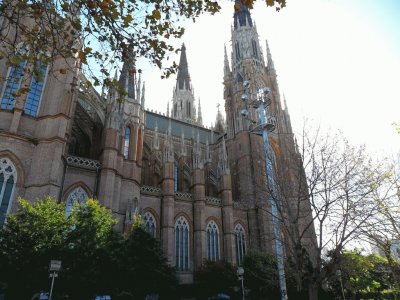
[153,119,160,150]
[167,102,170,117]
[197,98,203,125]
[224,44,231,79]
[218,137,230,176]
[163,118,174,163]
[233,0,253,29]
[140,82,145,106]
[266,40,275,70]
[176,43,191,91]
[119,46,137,99]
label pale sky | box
[137,0,400,156]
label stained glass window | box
[124,127,131,159]
[24,63,47,116]
[0,158,17,226]
[206,221,220,262]
[175,216,189,271]
[235,224,246,264]
[65,186,88,217]
[143,211,156,237]
[1,61,26,110]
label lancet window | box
[1,61,26,110]
[124,127,131,159]
[143,211,156,237]
[235,223,246,264]
[24,63,48,116]
[65,186,88,217]
[0,158,17,226]
[206,220,220,262]
[175,216,189,271]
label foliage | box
[116,226,178,298]
[194,260,236,298]
[0,197,177,299]
[326,251,400,299]
[0,0,286,92]
[0,197,71,298]
[241,251,280,299]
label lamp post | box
[240,80,288,300]
[48,260,62,300]
[336,269,346,300]
[237,267,245,300]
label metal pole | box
[241,278,245,300]
[259,100,288,300]
[49,272,56,300]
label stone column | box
[193,167,206,269]
[98,128,119,208]
[161,161,175,265]
[221,172,236,264]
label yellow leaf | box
[152,9,161,20]
[234,2,241,11]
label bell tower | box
[223,0,286,252]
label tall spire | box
[119,46,137,100]
[266,40,275,70]
[224,44,231,79]
[233,0,253,29]
[176,43,191,91]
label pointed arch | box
[142,211,156,237]
[0,151,25,187]
[64,185,90,217]
[0,158,17,226]
[234,223,247,264]
[175,215,190,271]
[206,220,220,262]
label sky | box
[136,0,400,157]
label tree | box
[0,197,71,299]
[0,0,286,91]
[0,197,177,299]
[194,260,236,299]
[241,251,280,299]
[325,251,400,300]
[359,153,400,287]
[115,225,178,299]
[270,123,391,300]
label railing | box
[65,155,101,170]
[175,191,193,200]
[206,196,222,206]
[140,185,162,196]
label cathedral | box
[0,1,314,284]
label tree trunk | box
[308,282,319,300]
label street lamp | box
[49,260,62,300]
[336,269,346,300]
[236,267,245,300]
[241,80,288,300]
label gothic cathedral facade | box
[0,1,314,283]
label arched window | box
[235,224,246,264]
[65,186,88,217]
[1,61,26,110]
[0,158,17,226]
[252,40,258,58]
[124,127,131,159]
[206,220,220,262]
[24,63,48,117]
[175,216,189,271]
[143,211,156,237]
[235,42,241,61]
